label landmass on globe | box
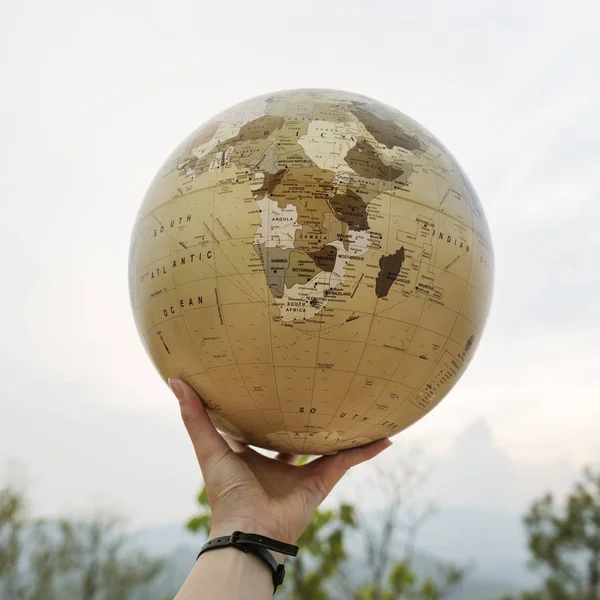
[128,89,494,454]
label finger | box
[222,435,248,454]
[308,438,392,499]
[275,453,301,465]
[169,378,232,469]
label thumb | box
[169,378,231,471]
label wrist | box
[190,543,274,599]
[210,518,293,564]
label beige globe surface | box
[129,89,493,455]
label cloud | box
[0,0,599,523]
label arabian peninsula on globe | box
[128,89,494,455]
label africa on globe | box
[128,89,493,455]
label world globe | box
[129,89,493,455]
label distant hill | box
[417,507,535,587]
[127,518,532,599]
[2,511,534,599]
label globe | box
[129,88,493,455]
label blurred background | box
[1,0,599,598]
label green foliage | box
[502,466,600,600]
[345,459,465,600]
[186,487,212,535]
[297,455,312,466]
[355,560,464,600]
[0,478,166,600]
[0,481,28,599]
[287,503,357,600]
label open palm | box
[169,378,392,555]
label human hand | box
[169,379,392,559]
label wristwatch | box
[197,530,299,594]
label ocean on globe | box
[128,88,493,455]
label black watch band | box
[196,531,299,593]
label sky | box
[1,0,599,528]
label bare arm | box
[174,543,273,600]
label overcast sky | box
[1,0,599,527]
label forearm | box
[174,520,286,600]
[174,546,274,600]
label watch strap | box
[196,531,298,593]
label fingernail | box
[383,439,393,448]
[168,378,184,401]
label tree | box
[188,451,467,600]
[286,503,357,600]
[58,513,166,600]
[0,476,29,599]
[0,473,166,600]
[186,484,356,599]
[502,466,600,600]
[347,456,466,600]
[354,560,463,600]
